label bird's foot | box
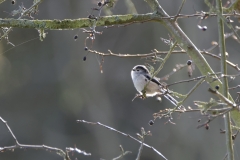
[132,94,145,101]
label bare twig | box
[153,106,234,124]
[136,130,145,160]
[77,120,168,160]
[229,85,240,90]
[66,147,91,156]
[167,75,206,87]
[0,117,68,159]
[136,141,144,160]
[208,88,237,109]
[112,151,132,160]
[172,108,234,113]
[154,78,205,119]
[197,107,232,129]
[0,117,90,160]
[112,145,131,160]
[154,41,178,76]
[87,49,240,71]
[174,0,186,21]
[201,51,240,71]
[0,0,43,40]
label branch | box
[0,14,157,30]
[0,117,69,159]
[154,41,178,75]
[1,13,240,30]
[86,49,240,71]
[0,0,5,5]
[112,145,131,160]
[197,107,232,129]
[66,147,91,156]
[216,0,234,158]
[0,0,43,40]
[144,0,240,128]
[154,78,205,119]
[0,117,90,160]
[208,88,237,109]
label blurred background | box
[0,0,240,159]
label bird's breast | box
[131,72,146,93]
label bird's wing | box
[145,75,162,86]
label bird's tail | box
[160,88,183,108]
[163,93,178,107]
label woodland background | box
[0,0,240,160]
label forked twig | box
[77,120,168,160]
[0,0,43,40]
[0,117,90,160]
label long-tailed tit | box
[131,65,178,106]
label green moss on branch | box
[0,14,158,29]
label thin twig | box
[202,51,240,71]
[66,147,91,156]
[155,78,205,119]
[174,0,186,21]
[0,117,67,159]
[0,117,90,160]
[229,85,240,90]
[136,137,144,160]
[154,41,178,76]
[112,151,132,160]
[172,108,233,113]
[197,107,232,129]
[153,107,233,121]
[87,49,240,71]
[167,72,233,87]
[136,128,148,160]
[112,145,131,160]
[0,0,43,40]
[0,117,19,145]
[208,88,237,109]
[77,120,168,160]
[167,75,206,87]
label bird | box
[131,65,179,106]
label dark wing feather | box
[145,75,162,86]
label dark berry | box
[232,135,236,140]
[98,2,102,6]
[83,56,87,61]
[205,124,209,130]
[149,120,154,126]
[74,35,78,40]
[202,26,207,31]
[187,60,192,65]
[215,85,220,90]
[84,47,88,51]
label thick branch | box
[0,14,158,29]
[216,0,234,159]
[1,13,240,29]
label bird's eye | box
[137,69,139,71]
